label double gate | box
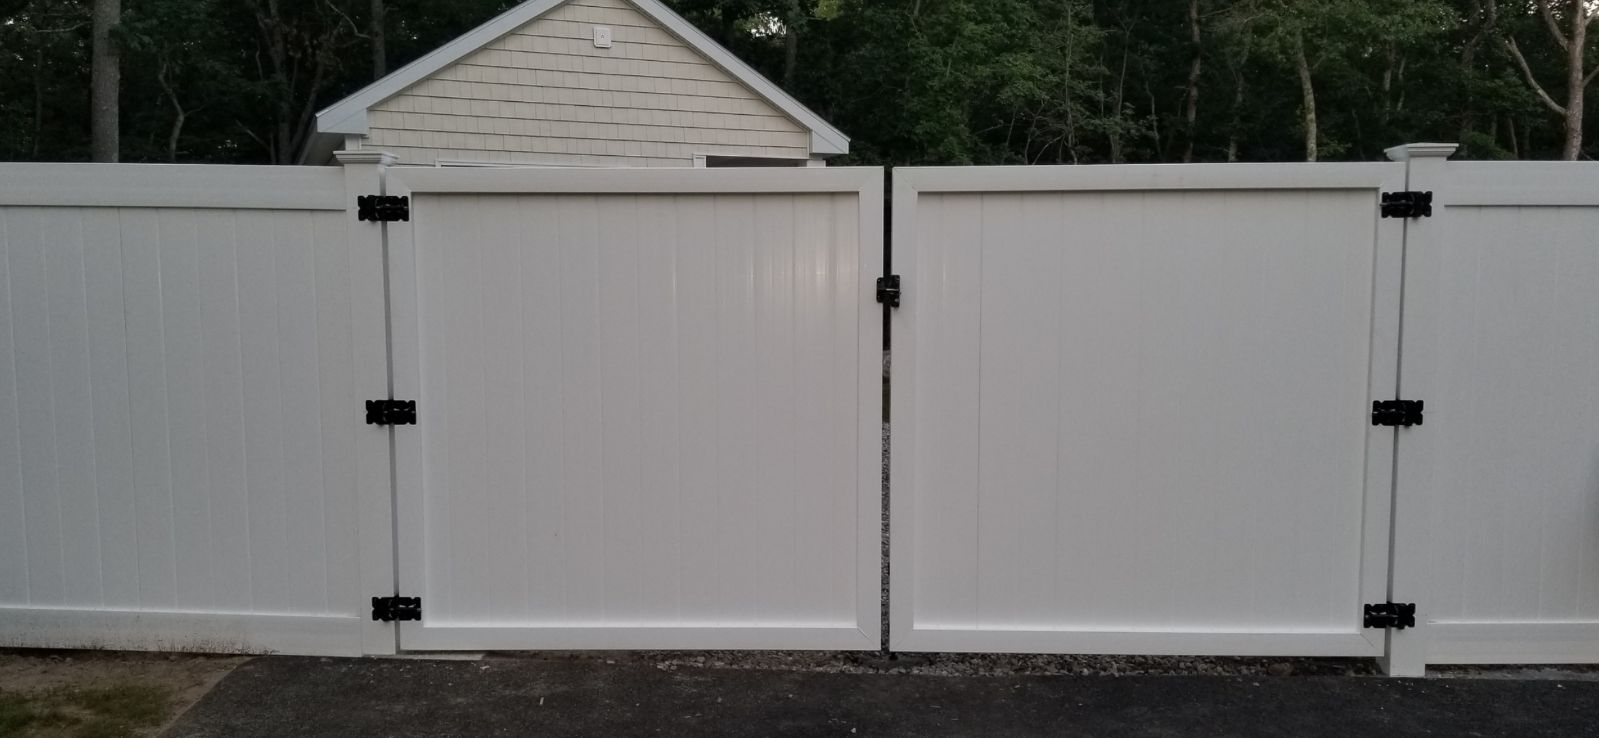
[6,149,1596,674]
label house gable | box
[315,0,847,166]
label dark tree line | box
[2,0,1595,165]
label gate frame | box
[380,166,885,651]
[888,163,1409,659]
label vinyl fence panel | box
[1387,150,1599,673]
[382,167,883,650]
[889,164,1407,657]
[0,164,388,656]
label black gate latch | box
[357,195,410,222]
[1372,399,1423,427]
[366,399,417,426]
[877,275,901,308]
[1364,602,1416,630]
[372,596,422,622]
[1380,191,1433,219]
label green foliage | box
[0,0,1589,163]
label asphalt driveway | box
[161,655,1599,737]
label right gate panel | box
[890,164,1406,655]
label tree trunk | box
[1109,45,1129,163]
[783,23,798,87]
[157,61,187,162]
[90,0,121,162]
[1294,32,1317,162]
[31,27,44,158]
[371,0,386,78]
[1560,5,1585,160]
[1182,0,1201,162]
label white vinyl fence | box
[888,145,1599,675]
[1,145,1596,675]
[889,162,1405,659]
[382,167,884,650]
[1386,150,1599,673]
[0,159,394,656]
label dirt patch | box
[0,651,244,738]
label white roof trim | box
[316,0,849,156]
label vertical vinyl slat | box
[914,194,982,629]
[82,209,138,608]
[442,196,490,620]
[415,193,453,621]
[752,195,797,623]
[158,210,213,610]
[597,195,643,622]
[674,196,721,624]
[558,195,606,621]
[790,194,834,624]
[478,196,532,619]
[1052,191,1137,628]
[713,194,758,622]
[194,210,251,611]
[235,210,287,612]
[829,193,863,623]
[43,209,103,605]
[633,194,682,623]
[972,194,1060,628]
[519,196,567,623]
[312,211,357,610]
[11,209,65,606]
[0,211,31,604]
[119,209,176,609]
[276,213,329,613]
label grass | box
[0,685,171,738]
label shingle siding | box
[364,0,811,166]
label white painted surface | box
[0,164,386,656]
[1391,158,1599,668]
[384,167,882,649]
[890,164,1406,656]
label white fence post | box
[337,150,400,655]
[1380,142,1458,677]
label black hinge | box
[372,596,421,622]
[1372,399,1424,427]
[876,275,901,308]
[366,399,417,426]
[1380,191,1433,219]
[357,195,410,222]
[1363,602,1416,630]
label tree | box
[371,0,386,77]
[90,0,119,161]
[1493,0,1597,159]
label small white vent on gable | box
[593,26,613,48]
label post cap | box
[1384,143,1459,162]
[334,150,399,167]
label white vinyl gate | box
[1386,152,1599,672]
[381,167,884,650]
[5,147,1599,674]
[889,163,1408,656]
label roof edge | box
[315,0,848,155]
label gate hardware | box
[357,195,410,222]
[366,399,417,426]
[1380,191,1432,219]
[877,275,902,308]
[372,596,422,622]
[1363,602,1416,630]
[1372,399,1424,427]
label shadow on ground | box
[162,655,1599,737]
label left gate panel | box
[0,163,393,656]
[383,167,883,651]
